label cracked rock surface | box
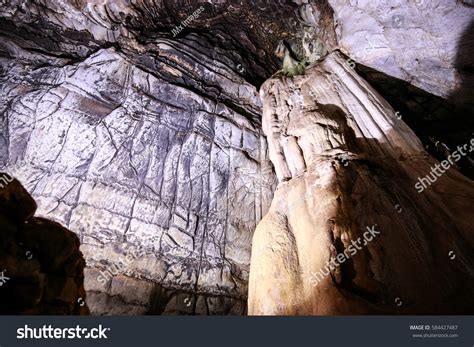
[1,0,473,315]
[0,0,279,314]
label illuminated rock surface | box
[248,52,474,314]
[0,1,473,315]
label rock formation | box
[248,51,474,315]
[327,0,473,101]
[0,174,89,314]
[0,0,280,314]
[0,0,473,315]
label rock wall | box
[0,174,88,314]
[297,1,474,180]
[0,2,277,313]
[1,0,473,316]
[325,0,474,103]
[248,51,474,315]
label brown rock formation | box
[0,174,89,314]
[248,52,474,315]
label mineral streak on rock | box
[248,51,474,315]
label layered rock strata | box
[248,51,474,315]
[0,11,277,313]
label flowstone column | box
[248,51,474,315]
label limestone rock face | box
[286,0,473,102]
[0,0,278,314]
[0,44,276,313]
[325,0,474,103]
[290,0,474,180]
[0,174,89,314]
[248,52,474,315]
[1,0,473,316]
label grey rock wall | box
[326,0,474,103]
[0,1,278,314]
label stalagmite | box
[248,51,474,315]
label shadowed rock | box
[0,174,89,315]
